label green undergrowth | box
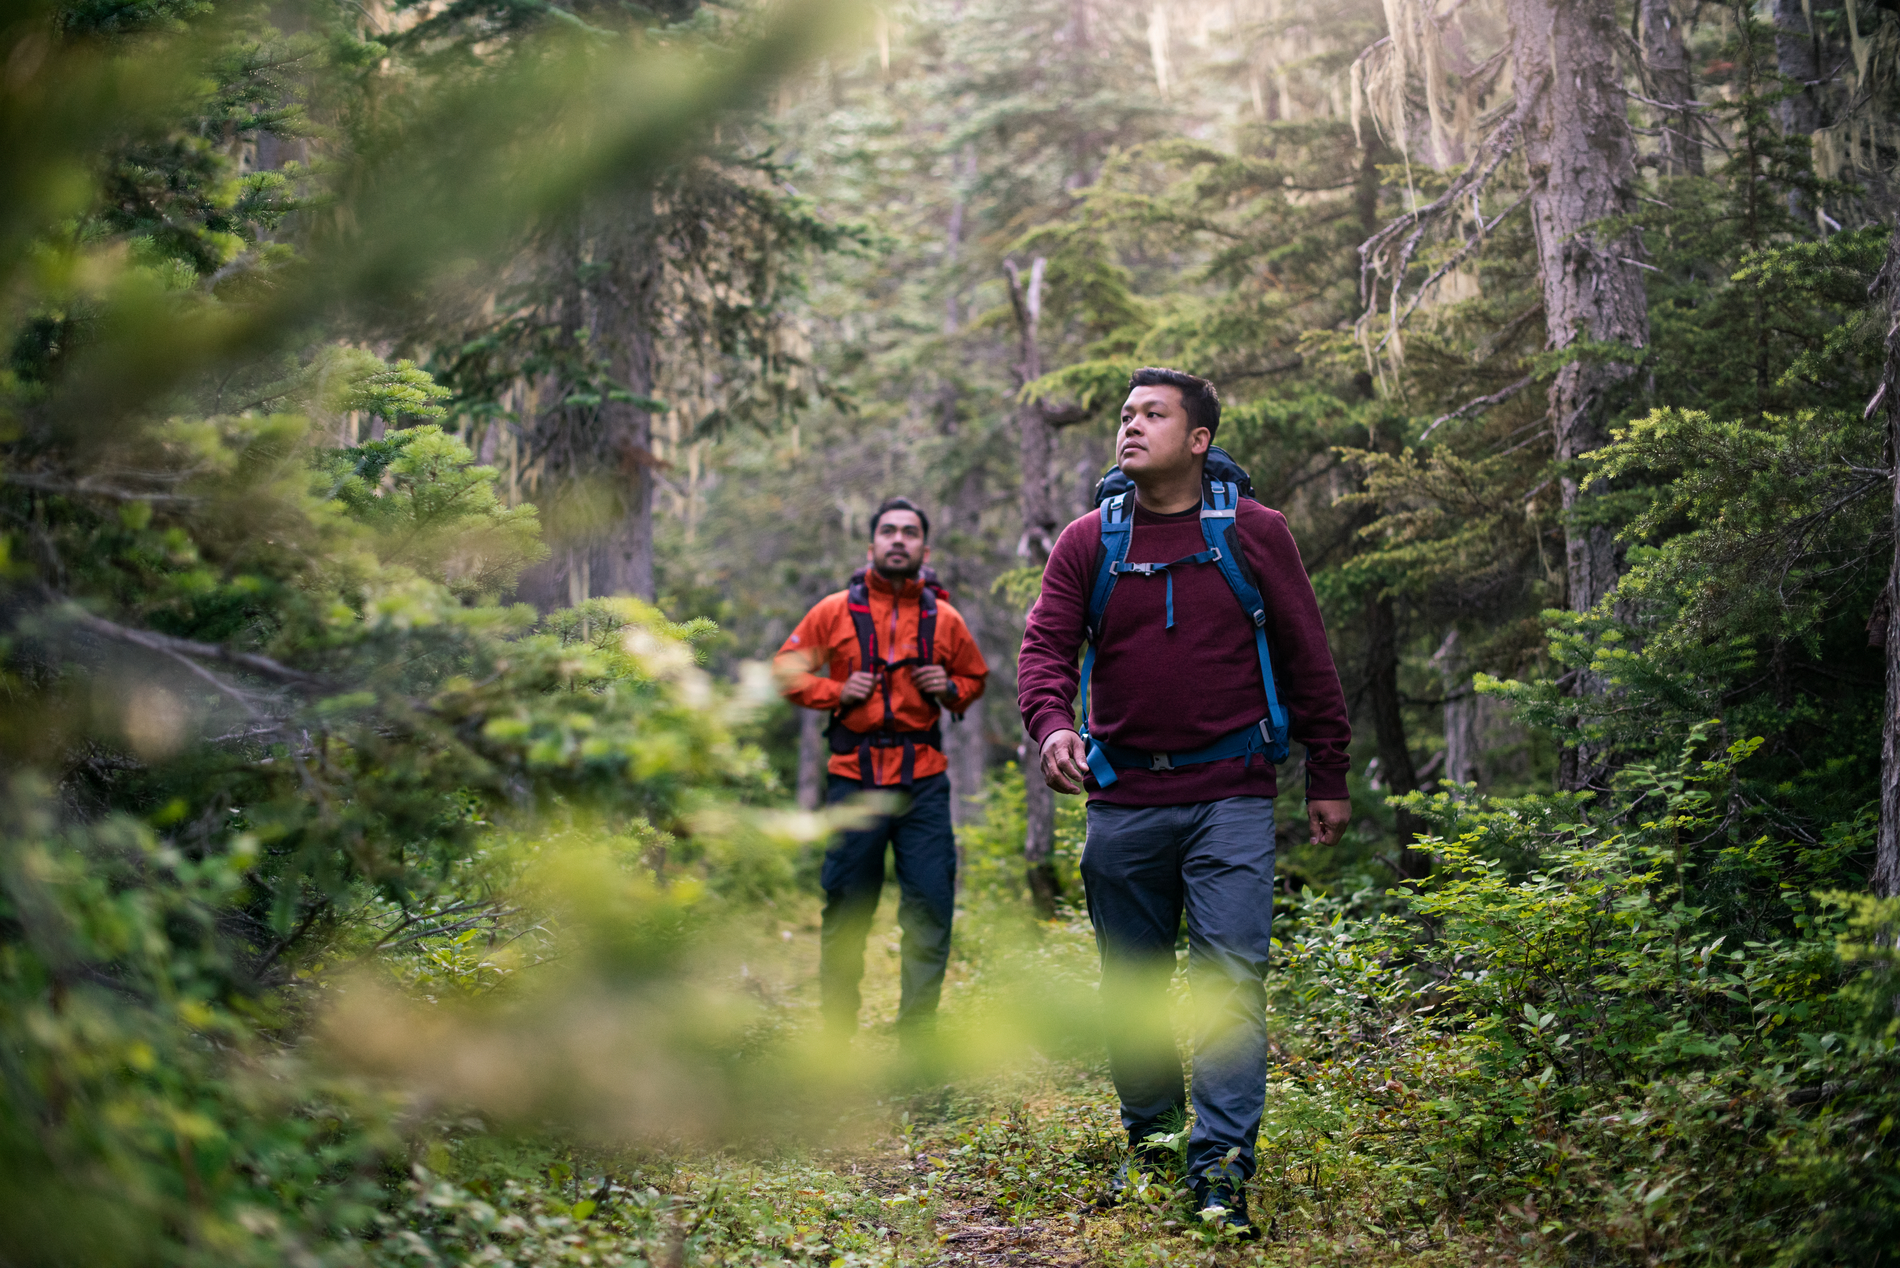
[388,1060,1517,1268]
[573,729,1896,1268]
[309,724,1900,1267]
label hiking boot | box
[1190,1175,1257,1240]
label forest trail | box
[852,1137,1096,1268]
[759,904,1103,1267]
[808,1077,1497,1268]
[786,907,1503,1268]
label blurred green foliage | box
[0,0,850,1261]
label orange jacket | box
[775,570,989,785]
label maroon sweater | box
[1018,499,1351,806]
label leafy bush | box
[1266,735,1900,1264]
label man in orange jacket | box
[775,497,989,1040]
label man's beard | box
[874,554,922,580]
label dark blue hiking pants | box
[819,772,956,1036]
[1080,796,1276,1183]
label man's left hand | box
[1308,799,1351,846]
[912,664,955,703]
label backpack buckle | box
[1150,752,1172,771]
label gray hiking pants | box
[1080,796,1276,1183]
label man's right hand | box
[1040,729,1091,795]
[838,669,878,707]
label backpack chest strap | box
[1108,547,1222,628]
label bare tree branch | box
[1358,66,1547,311]
[1421,374,1539,441]
[60,606,332,689]
[3,473,199,505]
[1038,399,1092,428]
[1376,187,1534,353]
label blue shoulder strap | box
[1085,493,1134,638]
[1079,494,1133,786]
[1200,481,1290,761]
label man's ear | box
[1190,427,1212,456]
[921,543,932,566]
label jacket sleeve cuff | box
[1304,763,1351,802]
[1025,709,1079,751]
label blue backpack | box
[1078,467,1291,789]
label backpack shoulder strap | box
[1200,482,1290,755]
[1086,494,1136,641]
[844,568,878,681]
[917,582,938,666]
[1079,497,1137,784]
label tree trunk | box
[1433,628,1484,790]
[1873,231,1900,899]
[1009,259,1060,564]
[797,706,825,812]
[512,223,591,612]
[594,201,660,602]
[943,595,989,833]
[1007,256,1061,915]
[1508,0,1649,791]
[941,529,989,834]
[1365,593,1427,879]
[513,208,660,609]
[1772,0,1822,141]
[1639,0,1703,177]
[938,153,989,841]
[1353,131,1428,876]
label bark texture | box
[940,479,990,834]
[1352,135,1429,874]
[1508,0,1650,790]
[1873,232,1900,899]
[1009,258,1060,565]
[1638,0,1703,176]
[1007,257,1061,915]
[938,162,991,832]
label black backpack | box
[826,564,956,789]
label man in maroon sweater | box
[1018,368,1352,1235]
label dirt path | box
[849,1138,1098,1268]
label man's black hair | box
[1128,367,1220,440]
[869,496,931,540]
